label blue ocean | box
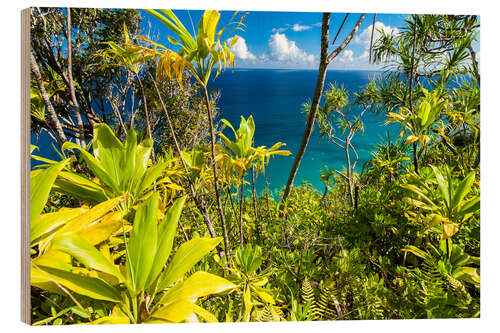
[32,69,398,195]
[211,69,397,195]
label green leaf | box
[30,159,70,223]
[126,192,159,294]
[62,142,119,194]
[458,196,480,216]
[417,101,431,128]
[93,123,124,190]
[451,171,475,211]
[32,264,122,302]
[456,266,480,286]
[31,207,87,245]
[136,161,169,196]
[157,237,222,290]
[146,196,187,288]
[432,166,451,209]
[201,10,220,42]
[50,233,124,283]
[149,299,196,323]
[158,271,235,306]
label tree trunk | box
[136,74,155,162]
[203,86,231,262]
[227,186,244,248]
[251,165,260,242]
[282,13,365,203]
[150,77,220,243]
[66,8,86,148]
[30,53,69,147]
[282,13,331,203]
[409,22,419,175]
[345,138,355,206]
[239,177,245,243]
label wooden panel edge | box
[20,7,31,326]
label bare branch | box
[327,14,366,64]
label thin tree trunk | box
[30,53,71,149]
[322,185,329,207]
[369,14,377,63]
[150,77,220,242]
[136,74,155,162]
[239,177,245,243]
[227,186,244,248]
[408,23,419,174]
[264,171,271,213]
[251,165,260,242]
[282,13,331,203]
[203,86,231,261]
[66,8,86,148]
[282,13,365,203]
[115,72,131,136]
[345,138,354,206]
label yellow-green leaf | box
[157,237,222,290]
[50,233,124,282]
[158,271,235,307]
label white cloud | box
[354,21,399,49]
[272,22,318,33]
[329,21,399,69]
[228,37,256,61]
[267,32,315,64]
[271,27,287,33]
[338,50,354,63]
[291,24,311,32]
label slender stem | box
[264,171,271,213]
[239,177,245,244]
[150,75,222,254]
[251,164,260,242]
[369,13,377,63]
[227,185,244,247]
[135,73,155,162]
[408,21,419,174]
[203,86,231,261]
[66,8,86,147]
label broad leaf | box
[32,264,122,302]
[157,237,222,290]
[30,159,70,223]
[126,192,159,294]
[50,233,124,282]
[158,271,235,306]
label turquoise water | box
[32,69,398,194]
[211,69,398,195]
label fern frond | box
[301,279,315,303]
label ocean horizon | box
[31,68,398,195]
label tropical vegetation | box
[29,8,479,324]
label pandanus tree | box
[305,83,370,207]
[370,14,479,173]
[136,9,246,260]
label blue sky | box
[139,10,478,70]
